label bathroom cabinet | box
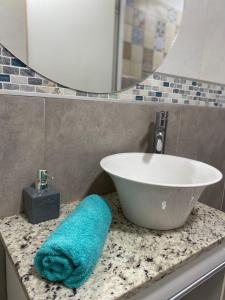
[129,242,225,300]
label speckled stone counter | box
[1,193,225,300]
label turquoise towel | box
[34,195,112,288]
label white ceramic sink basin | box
[100,153,222,230]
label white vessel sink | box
[100,153,222,230]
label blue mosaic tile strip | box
[0,74,10,82]
[11,58,26,67]
[0,43,225,108]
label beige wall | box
[159,0,225,84]
[0,0,27,62]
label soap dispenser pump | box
[35,169,54,191]
[23,170,60,224]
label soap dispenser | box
[23,170,60,224]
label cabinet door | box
[6,254,27,300]
[182,270,225,300]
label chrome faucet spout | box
[154,111,168,154]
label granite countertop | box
[1,193,225,300]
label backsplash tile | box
[11,58,26,67]
[0,43,225,108]
[0,74,10,82]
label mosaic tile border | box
[130,74,225,107]
[0,43,225,108]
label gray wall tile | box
[44,98,151,202]
[176,106,225,209]
[0,95,45,217]
[0,95,223,212]
[44,99,180,202]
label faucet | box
[154,111,168,154]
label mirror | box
[0,0,184,93]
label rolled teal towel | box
[34,194,112,288]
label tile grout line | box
[175,108,182,155]
[43,98,46,168]
[220,176,225,211]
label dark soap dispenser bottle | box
[23,170,60,224]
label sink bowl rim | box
[100,153,223,188]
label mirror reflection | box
[121,0,183,90]
[0,0,184,93]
